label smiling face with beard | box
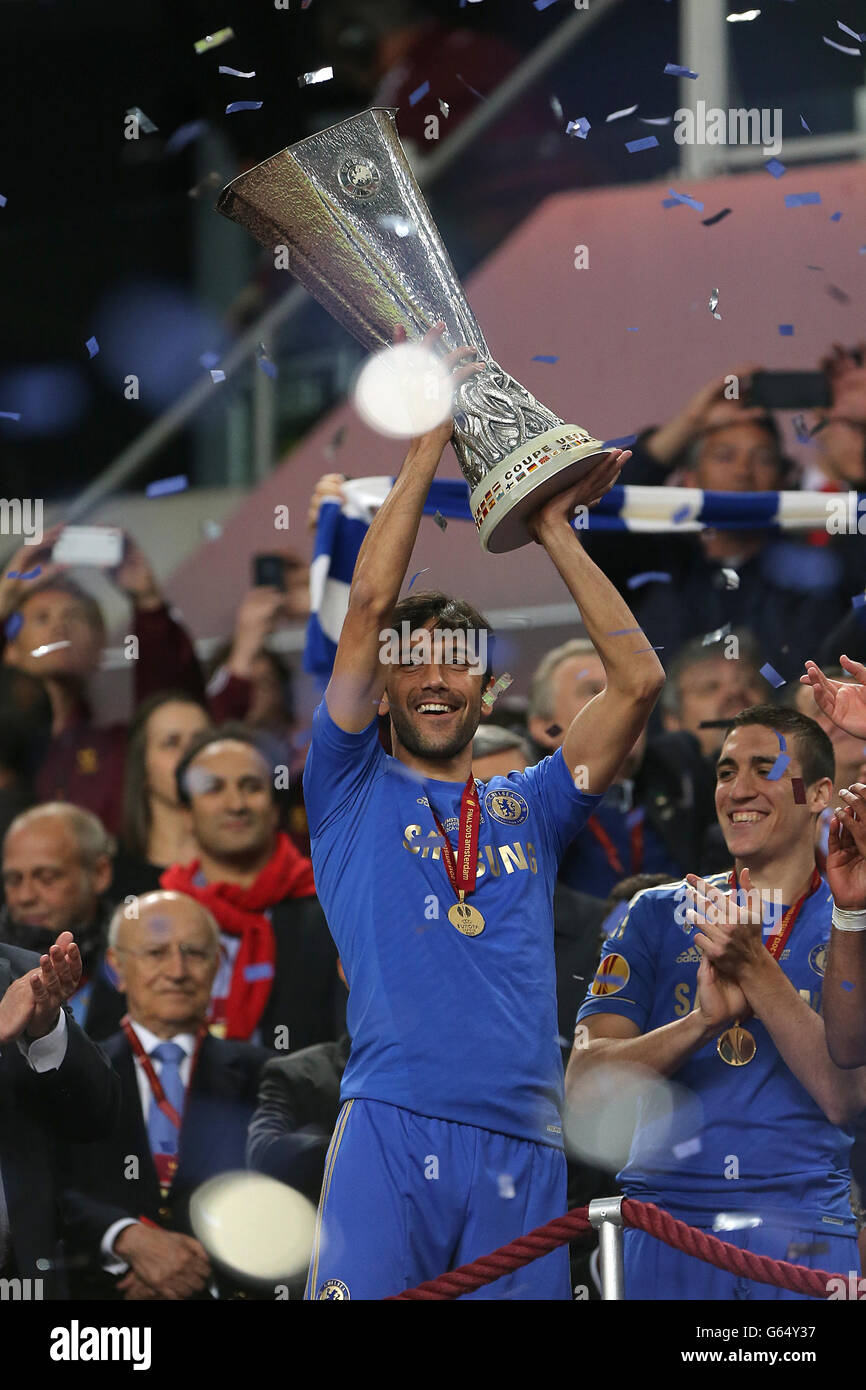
[384,619,489,771]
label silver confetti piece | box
[299,66,334,87]
[721,568,739,590]
[708,287,721,320]
[439,99,450,118]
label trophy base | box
[468,426,611,554]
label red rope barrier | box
[385,1199,840,1300]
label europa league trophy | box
[217,108,611,553]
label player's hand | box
[0,522,67,623]
[396,321,484,459]
[696,954,750,1030]
[827,790,866,909]
[685,869,766,978]
[801,657,866,738]
[526,450,628,544]
[108,534,163,612]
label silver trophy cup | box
[217,108,611,553]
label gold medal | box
[448,900,485,936]
[717,1024,756,1066]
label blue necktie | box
[147,1042,186,1158]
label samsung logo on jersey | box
[403,826,537,875]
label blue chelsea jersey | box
[303,699,601,1146]
[576,875,855,1232]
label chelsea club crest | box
[809,942,828,977]
[484,788,529,826]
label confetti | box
[126,106,158,134]
[433,511,448,532]
[841,981,855,992]
[194,28,234,55]
[626,326,640,332]
[165,119,208,155]
[226,101,262,114]
[187,171,223,199]
[86,336,99,358]
[633,646,664,653]
[672,505,691,524]
[800,114,810,131]
[673,1137,702,1160]
[0,194,7,208]
[721,568,739,589]
[30,641,71,659]
[837,20,865,41]
[201,520,223,541]
[0,411,21,421]
[764,158,786,178]
[219,66,256,78]
[602,433,638,448]
[806,264,824,270]
[784,191,821,208]
[823,36,861,55]
[407,569,429,591]
[661,197,681,208]
[409,81,430,106]
[664,62,699,79]
[146,475,188,498]
[640,116,672,125]
[766,752,791,780]
[702,623,732,646]
[532,355,559,363]
[4,613,22,640]
[826,284,850,304]
[200,351,221,370]
[607,627,641,637]
[257,356,278,380]
[546,724,563,738]
[792,414,812,443]
[607,104,639,122]
[627,572,672,590]
[533,0,559,8]
[702,208,732,226]
[791,777,806,804]
[778,324,794,336]
[439,99,450,117]
[566,117,591,139]
[6,567,41,581]
[709,288,721,320]
[243,963,275,982]
[726,8,761,20]
[667,187,704,211]
[830,211,843,222]
[455,74,486,102]
[760,662,786,689]
[626,136,659,153]
[482,673,513,708]
[299,66,334,87]
[210,368,226,383]
[325,426,347,460]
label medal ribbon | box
[121,1015,208,1130]
[428,774,481,905]
[587,811,644,879]
[728,866,822,959]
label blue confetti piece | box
[626,135,659,153]
[760,662,786,689]
[0,411,21,421]
[0,194,6,208]
[409,81,430,107]
[837,20,866,42]
[225,101,263,114]
[146,474,188,498]
[800,114,810,132]
[602,433,638,448]
[852,593,866,609]
[842,981,855,992]
[532,355,559,363]
[777,731,787,752]
[243,962,275,982]
[765,158,786,178]
[672,505,691,523]
[664,62,698,79]
[662,197,681,208]
[160,1142,176,1153]
[766,752,790,780]
[86,336,99,358]
[257,357,278,379]
[210,369,226,383]
[607,627,641,636]
[533,0,559,8]
[785,191,821,208]
[164,119,209,155]
[667,187,704,211]
[199,351,220,370]
[566,117,590,138]
[627,572,672,590]
[830,211,842,221]
[778,324,794,336]
[408,569,429,591]
[219,65,256,77]
[7,567,41,581]
[823,35,862,55]
[626,326,640,332]
[5,613,22,640]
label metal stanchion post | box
[588,1196,625,1300]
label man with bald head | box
[0,802,115,1027]
[60,890,270,1299]
[160,725,339,1050]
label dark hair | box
[174,723,277,807]
[389,590,494,685]
[206,643,296,726]
[121,690,211,858]
[723,704,834,788]
[15,574,106,639]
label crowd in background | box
[3,343,866,1300]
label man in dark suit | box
[59,890,269,1300]
[0,929,119,1298]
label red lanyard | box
[728,867,822,959]
[587,810,644,879]
[427,774,481,905]
[121,1016,208,1130]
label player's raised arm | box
[325,325,483,733]
[821,799,866,1067]
[526,456,665,793]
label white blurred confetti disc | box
[352,342,454,439]
[564,1060,700,1171]
[189,1171,318,1282]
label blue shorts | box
[304,1098,570,1301]
[624,1219,859,1300]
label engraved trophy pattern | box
[217,109,608,552]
